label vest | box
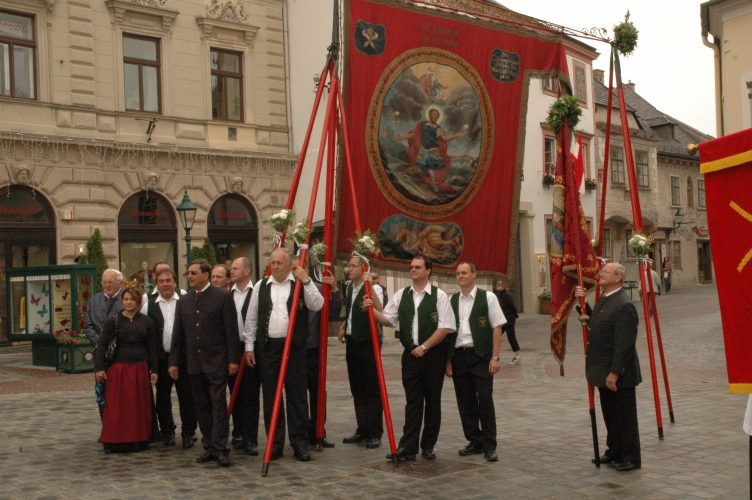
[345,282,370,343]
[233,287,253,323]
[396,285,439,350]
[146,293,167,357]
[450,289,493,358]
[256,278,309,350]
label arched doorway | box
[0,185,56,345]
[118,191,177,290]
[208,194,259,281]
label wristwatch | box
[420,344,428,352]
[303,278,312,286]
[492,356,500,361]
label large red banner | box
[699,127,752,393]
[339,0,568,275]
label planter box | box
[539,298,552,315]
[56,345,95,373]
[31,338,58,367]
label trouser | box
[599,386,641,464]
[155,357,197,438]
[398,343,447,453]
[306,347,328,442]
[190,370,229,455]
[258,338,309,451]
[451,347,497,451]
[503,319,519,352]
[345,338,383,439]
[228,362,261,446]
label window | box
[670,176,681,206]
[636,150,649,187]
[542,76,559,95]
[580,140,592,178]
[0,10,36,99]
[697,179,706,208]
[123,34,160,113]
[602,228,611,259]
[210,48,243,121]
[671,241,682,269]
[544,136,556,175]
[573,61,588,105]
[611,146,625,184]
[625,229,635,259]
[686,177,694,208]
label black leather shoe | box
[421,448,436,460]
[244,443,259,456]
[484,449,498,462]
[386,448,416,461]
[216,452,233,467]
[163,432,176,447]
[459,443,484,456]
[592,454,619,465]
[196,451,216,463]
[270,448,283,461]
[182,436,196,449]
[342,433,365,444]
[364,438,381,449]
[615,461,641,472]
[232,438,247,450]
[294,447,312,462]
[319,438,335,448]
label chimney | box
[625,80,636,91]
[593,69,604,83]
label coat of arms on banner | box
[355,21,386,55]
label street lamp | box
[176,189,197,268]
[667,207,687,236]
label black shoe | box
[216,452,233,467]
[592,454,619,465]
[386,448,416,461]
[342,433,365,444]
[230,436,241,445]
[182,435,196,449]
[270,448,284,461]
[232,438,247,451]
[196,451,216,464]
[421,448,436,460]
[458,443,484,456]
[484,449,498,462]
[615,461,641,472]
[319,437,335,448]
[364,438,381,449]
[163,432,176,447]
[294,446,312,462]
[244,443,259,456]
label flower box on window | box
[585,178,597,191]
[542,173,555,187]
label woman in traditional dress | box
[95,286,158,452]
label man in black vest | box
[576,262,642,472]
[244,248,323,461]
[339,254,385,449]
[447,262,505,462]
[168,259,241,467]
[228,257,260,456]
[141,267,197,449]
[372,255,455,461]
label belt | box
[456,345,475,351]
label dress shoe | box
[484,449,498,462]
[244,443,259,456]
[216,452,233,467]
[196,451,216,463]
[364,438,381,449]
[615,461,641,472]
[230,436,241,446]
[270,448,283,461]
[386,448,416,461]
[421,449,436,460]
[458,443,484,456]
[163,432,176,447]
[232,438,247,450]
[182,435,196,449]
[319,437,335,448]
[592,454,619,465]
[342,433,365,444]
[294,446,312,462]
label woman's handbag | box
[104,314,119,368]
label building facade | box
[0,0,294,345]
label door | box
[697,241,712,283]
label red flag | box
[699,127,752,393]
[573,135,584,192]
[549,120,600,371]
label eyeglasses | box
[409,265,424,270]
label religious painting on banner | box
[699,127,752,394]
[339,0,569,275]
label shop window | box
[208,194,259,280]
[0,10,36,99]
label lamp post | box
[176,189,197,270]
[667,207,687,236]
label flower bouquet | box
[291,220,308,244]
[310,241,327,262]
[352,230,379,257]
[269,209,295,234]
[52,329,90,346]
[628,233,652,257]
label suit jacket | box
[585,289,642,389]
[169,285,241,376]
[83,290,124,344]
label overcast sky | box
[496,0,717,137]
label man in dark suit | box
[493,278,521,365]
[576,262,642,472]
[169,259,241,467]
[141,267,197,449]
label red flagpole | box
[645,261,675,423]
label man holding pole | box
[371,255,455,461]
[576,262,642,472]
[446,262,504,462]
[243,248,323,462]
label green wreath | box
[613,14,639,56]
[546,95,582,134]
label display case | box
[6,265,96,367]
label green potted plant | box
[53,329,94,373]
[538,290,552,314]
[542,172,555,187]
[585,178,597,191]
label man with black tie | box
[228,257,260,456]
[141,267,197,449]
[576,262,642,472]
[447,262,504,462]
[244,248,323,462]
[371,255,455,461]
[169,259,241,467]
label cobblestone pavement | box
[0,283,748,499]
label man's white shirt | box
[140,292,180,353]
[231,281,253,341]
[382,284,455,345]
[454,286,506,348]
